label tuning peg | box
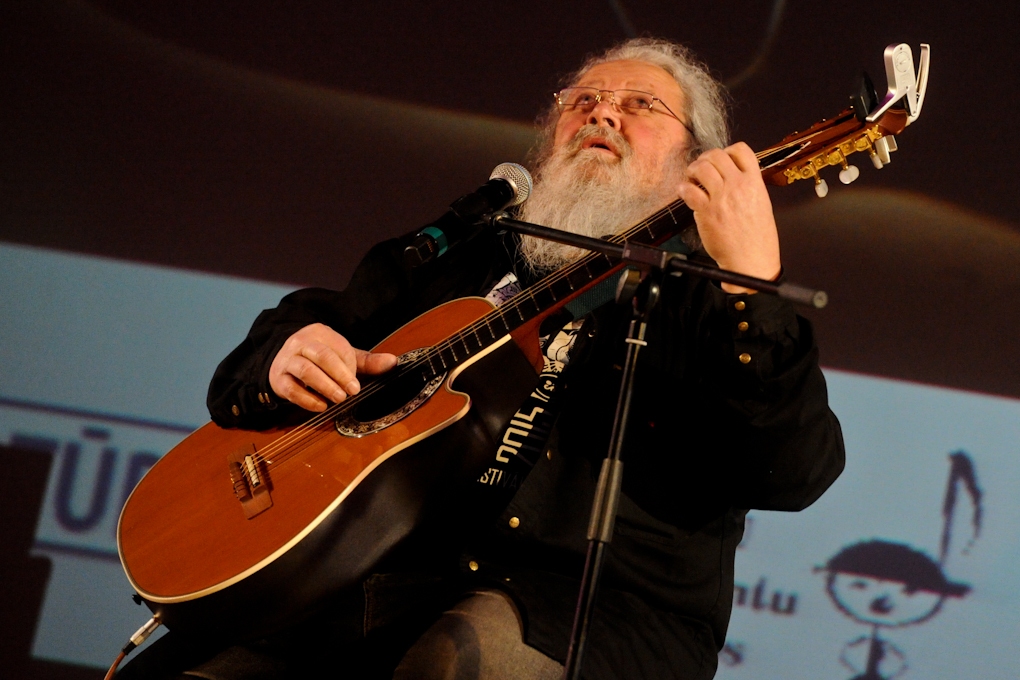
[814,176,829,198]
[870,150,884,169]
[838,164,860,184]
[875,136,894,165]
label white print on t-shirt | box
[484,272,584,374]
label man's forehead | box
[574,60,683,99]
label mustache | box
[562,124,632,158]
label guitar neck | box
[410,89,916,381]
[413,200,695,381]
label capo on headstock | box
[758,43,929,197]
[867,43,930,125]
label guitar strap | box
[467,235,689,516]
[467,234,689,515]
[465,273,571,517]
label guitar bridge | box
[227,444,273,519]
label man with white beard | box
[123,38,843,680]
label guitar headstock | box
[758,43,930,197]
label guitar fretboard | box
[414,199,695,382]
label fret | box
[448,342,459,363]
[469,326,485,350]
[513,304,527,324]
[641,219,658,239]
[531,287,556,311]
[566,266,592,291]
[482,317,501,340]
[438,346,456,369]
[654,211,674,235]
[549,275,575,301]
[522,292,542,317]
[434,350,449,371]
[493,310,513,334]
[590,253,613,273]
[454,334,474,358]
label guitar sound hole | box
[334,347,446,438]
[353,373,429,423]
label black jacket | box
[208,228,845,680]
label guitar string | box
[238,188,735,475]
[240,133,802,468]
[237,229,642,471]
[383,137,790,376]
[221,131,849,485]
[238,132,809,472]
[237,141,800,474]
[237,201,690,474]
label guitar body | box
[117,297,539,641]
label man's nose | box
[586,97,621,129]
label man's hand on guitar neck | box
[269,323,398,412]
[678,142,782,295]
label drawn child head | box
[821,540,969,628]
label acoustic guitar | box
[117,44,929,640]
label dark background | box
[2,2,1019,675]
[4,0,1019,402]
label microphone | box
[403,163,533,268]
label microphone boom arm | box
[489,213,827,308]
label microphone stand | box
[488,213,827,308]
[486,213,826,680]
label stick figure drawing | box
[817,452,982,680]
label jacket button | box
[737,321,749,332]
[508,517,520,529]
[739,353,752,364]
[468,560,479,572]
[734,300,746,311]
[231,405,240,416]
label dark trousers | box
[116,577,561,680]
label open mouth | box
[581,137,618,156]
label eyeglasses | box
[554,87,694,134]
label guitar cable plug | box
[104,615,161,680]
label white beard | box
[518,124,686,273]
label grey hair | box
[530,38,730,168]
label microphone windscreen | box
[489,163,533,206]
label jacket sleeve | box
[556,271,845,523]
[688,280,845,511]
[206,237,416,428]
[207,229,512,429]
